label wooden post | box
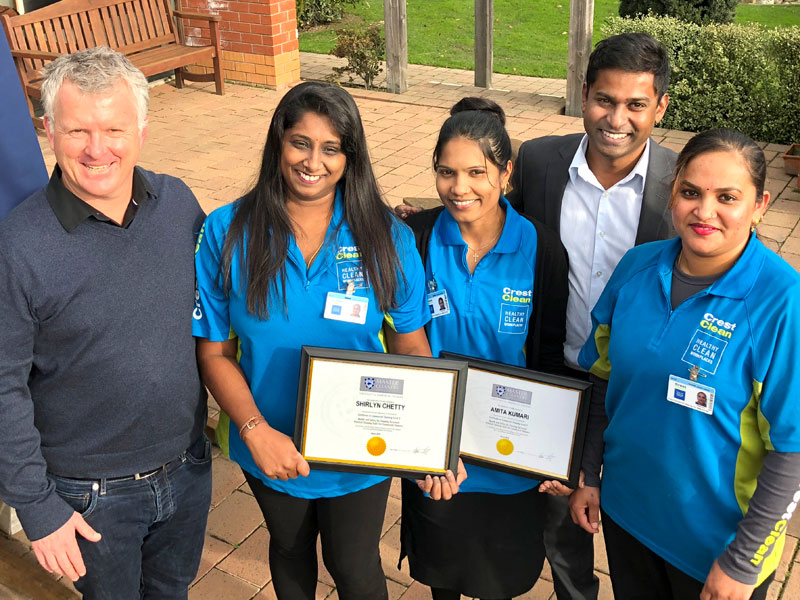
[474,0,493,88]
[383,0,408,94]
[566,0,594,117]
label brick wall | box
[178,0,300,88]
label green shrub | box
[603,15,800,144]
[297,0,355,30]
[328,24,384,90]
[619,0,738,25]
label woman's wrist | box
[238,415,266,440]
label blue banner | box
[1,32,47,221]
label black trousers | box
[602,510,774,600]
[544,494,599,599]
[244,472,390,600]
[546,367,599,600]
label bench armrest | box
[173,10,221,22]
[10,49,62,61]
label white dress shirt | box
[560,135,650,369]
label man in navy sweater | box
[0,47,210,599]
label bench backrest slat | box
[130,0,148,44]
[121,2,140,45]
[107,5,126,49]
[86,8,108,47]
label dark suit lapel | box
[544,139,579,234]
[635,141,676,245]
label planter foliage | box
[328,24,384,90]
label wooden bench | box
[1,0,224,129]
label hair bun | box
[450,97,506,126]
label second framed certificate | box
[295,346,468,479]
[441,352,591,487]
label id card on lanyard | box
[426,275,450,318]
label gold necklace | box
[305,236,326,268]
[466,229,502,263]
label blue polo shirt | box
[193,189,430,498]
[425,199,539,494]
[579,234,800,584]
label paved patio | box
[1,54,800,599]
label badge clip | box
[688,365,706,382]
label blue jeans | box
[49,435,212,600]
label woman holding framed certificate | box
[572,129,800,599]
[192,82,457,600]
[401,98,570,600]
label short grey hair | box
[41,46,149,133]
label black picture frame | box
[440,352,591,487]
[295,346,468,479]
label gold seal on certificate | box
[441,352,591,487]
[294,347,467,478]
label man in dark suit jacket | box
[507,33,677,600]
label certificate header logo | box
[360,376,404,395]
[491,384,532,405]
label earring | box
[751,216,762,232]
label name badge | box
[324,292,368,325]
[666,374,715,415]
[427,290,450,318]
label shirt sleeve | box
[752,286,800,453]
[385,218,431,334]
[718,451,800,584]
[193,208,234,342]
[577,246,642,379]
[581,374,609,488]
[0,240,74,540]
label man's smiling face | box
[45,79,145,209]
[582,68,669,170]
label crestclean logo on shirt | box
[501,286,532,304]
[700,312,737,339]
[193,286,203,320]
[336,245,362,260]
[498,286,532,335]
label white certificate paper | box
[460,367,580,479]
[302,359,457,472]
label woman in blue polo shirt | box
[401,98,570,600]
[572,129,800,599]
[192,82,456,600]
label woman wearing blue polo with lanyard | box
[192,82,463,600]
[571,129,800,599]
[401,98,570,600]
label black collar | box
[46,166,153,232]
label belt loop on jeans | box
[100,479,107,495]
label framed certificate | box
[295,346,467,478]
[440,352,591,487]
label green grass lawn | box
[299,1,800,79]
[736,4,800,28]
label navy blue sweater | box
[0,168,207,540]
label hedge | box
[603,15,800,145]
[619,0,738,25]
